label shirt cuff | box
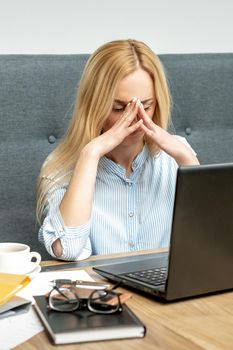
[60,237,92,261]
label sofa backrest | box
[0,53,233,260]
[163,54,233,164]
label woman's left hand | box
[138,103,200,166]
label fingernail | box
[132,97,137,103]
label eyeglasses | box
[47,280,122,314]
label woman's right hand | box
[56,98,143,248]
[83,98,143,159]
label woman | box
[36,39,199,261]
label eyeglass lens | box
[88,290,121,313]
[49,287,79,312]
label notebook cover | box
[0,273,31,305]
[34,295,146,344]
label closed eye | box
[143,104,153,111]
[112,99,155,113]
[112,106,125,112]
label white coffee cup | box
[0,243,41,274]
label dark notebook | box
[34,295,146,344]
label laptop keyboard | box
[121,267,167,286]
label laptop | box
[93,163,233,301]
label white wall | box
[0,0,232,54]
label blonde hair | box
[36,39,171,223]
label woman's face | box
[103,67,156,145]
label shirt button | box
[129,212,134,217]
[128,182,132,186]
[129,241,135,247]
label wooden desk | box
[16,250,233,350]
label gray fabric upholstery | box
[161,54,233,164]
[0,54,232,260]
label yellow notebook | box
[0,273,31,305]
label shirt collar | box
[99,145,149,178]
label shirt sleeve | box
[38,186,92,261]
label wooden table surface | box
[15,250,233,350]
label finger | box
[121,99,136,119]
[140,122,154,137]
[127,119,143,134]
[114,100,134,128]
[123,97,137,113]
[138,103,154,128]
[121,98,140,125]
[124,99,135,114]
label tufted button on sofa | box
[48,135,57,144]
[185,127,192,135]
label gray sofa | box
[1,53,233,260]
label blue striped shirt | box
[38,137,193,261]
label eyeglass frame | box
[47,282,123,314]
